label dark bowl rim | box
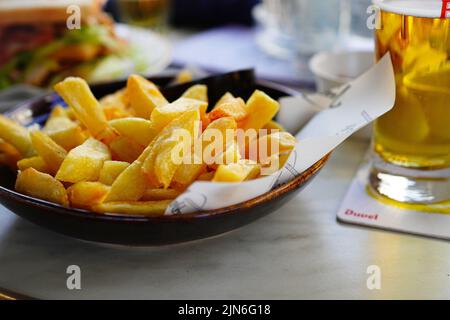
[0,79,330,223]
[0,154,330,222]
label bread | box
[0,0,106,25]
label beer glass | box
[117,0,170,30]
[370,0,450,206]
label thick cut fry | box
[209,97,247,122]
[56,138,111,183]
[261,153,291,175]
[103,106,131,120]
[150,97,207,131]
[43,116,87,150]
[109,117,156,146]
[99,88,129,110]
[48,105,69,120]
[127,74,168,118]
[212,160,260,183]
[171,117,237,189]
[215,92,234,107]
[241,160,261,180]
[197,171,215,181]
[242,90,280,130]
[208,141,241,170]
[30,131,67,174]
[105,160,148,202]
[262,120,285,135]
[142,109,200,188]
[110,136,144,163]
[256,131,296,164]
[181,84,208,102]
[0,139,21,169]
[15,168,69,206]
[54,77,117,143]
[171,160,205,191]
[0,115,34,157]
[141,188,181,201]
[17,156,51,173]
[92,200,171,216]
[105,146,152,202]
[98,160,129,185]
[174,69,193,84]
[68,182,110,209]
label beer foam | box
[373,0,445,18]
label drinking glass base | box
[369,154,450,205]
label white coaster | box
[337,154,450,240]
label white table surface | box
[1,138,450,300]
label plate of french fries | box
[0,71,329,245]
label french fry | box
[0,138,22,169]
[68,182,110,209]
[197,171,215,181]
[0,115,34,158]
[150,97,207,132]
[212,160,260,183]
[92,200,171,216]
[141,188,181,201]
[98,160,130,185]
[241,90,280,130]
[99,88,129,110]
[209,97,247,122]
[241,159,261,180]
[43,116,87,150]
[174,69,193,84]
[15,168,69,206]
[17,156,51,174]
[105,145,153,202]
[127,74,168,118]
[103,106,131,120]
[171,160,205,191]
[109,117,156,146]
[262,120,286,135]
[54,77,118,144]
[171,117,237,189]
[48,105,69,120]
[256,131,296,164]
[181,84,208,102]
[208,141,241,170]
[110,136,144,163]
[215,92,234,107]
[142,109,200,188]
[30,131,67,175]
[56,138,111,183]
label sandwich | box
[0,0,136,89]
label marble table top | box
[1,138,450,299]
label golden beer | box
[371,0,450,205]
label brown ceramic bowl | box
[0,71,330,245]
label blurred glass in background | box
[116,0,170,30]
[255,0,373,58]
